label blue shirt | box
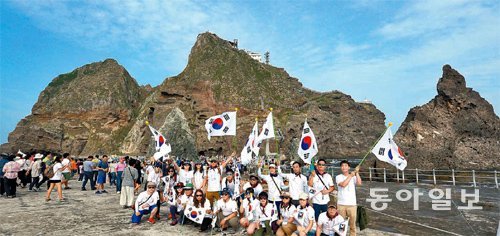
[98,161,109,173]
[83,160,94,172]
[0,158,9,176]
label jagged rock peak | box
[437,64,467,98]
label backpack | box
[44,163,55,178]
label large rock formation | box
[1,32,386,160]
[394,65,499,170]
[0,59,146,155]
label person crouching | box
[131,181,160,225]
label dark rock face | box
[0,59,146,155]
[394,65,500,170]
[2,32,386,160]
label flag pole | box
[271,108,280,157]
[357,122,393,168]
[232,108,239,152]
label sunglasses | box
[148,186,156,189]
[317,163,326,166]
[281,196,290,199]
[196,195,203,197]
[259,197,268,200]
[222,193,229,196]
[168,170,174,172]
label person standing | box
[0,155,10,196]
[81,156,96,191]
[16,154,30,188]
[61,153,72,190]
[46,156,68,202]
[335,160,361,236]
[205,153,234,206]
[280,161,308,206]
[28,154,43,191]
[308,159,335,221]
[95,155,109,194]
[120,159,138,208]
[2,155,20,198]
[192,162,206,191]
[115,157,126,194]
[92,155,99,183]
[258,162,284,210]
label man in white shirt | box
[308,159,335,221]
[131,181,160,224]
[258,162,283,208]
[61,153,72,190]
[279,161,308,206]
[336,160,361,236]
[205,152,234,206]
[214,188,239,231]
[316,205,346,236]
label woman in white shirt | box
[187,189,213,232]
[276,192,298,236]
[192,163,206,190]
[46,156,68,202]
[247,191,277,236]
[174,161,194,186]
[292,193,316,236]
[239,188,259,230]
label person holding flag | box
[335,160,361,236]
[279,160,308,207]
[258,161,283,211]
[308,159,335,221]
[186,189,213,232]
[205,152,235,206]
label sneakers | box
[148,218,155,224]
[117,191,121,194]
[170,219,178,226]
[81,188,87,191]
[102,190,108,193]
[95,191,102,195]
[64,187,72,190]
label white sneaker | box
[117,191,121,194]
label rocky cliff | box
[0,59,146,155]
[2,32,386,160]
[394,65,500,170]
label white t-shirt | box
[61,158,71,173]
[179,169,194,185]
[216,199,238,217]
[207,167,223,192]
[193,171,205,189]
[336,174,357,206]
[178,194,194,211]
[310,172,334,205]
[188,198,212,217]
[50,163,63,181]
[293,205,316,228]
[242,198,259,220]
[221,177,236,194]
[243,182,263,197]
[258,168,283,202]
[255,203,276,222]
[147,171,160,186]
[281,173,308,200]
[135,191,160,213]
[317,212,346,235]
[280,204,297,222]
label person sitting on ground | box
[291,193,316,236]
[187,189,213,232]
[179,183,195,225]
[239,187,259,230]
[131,181,160,225]
[315,205,346,236]
[276,192,298,236]
[169,182,185,225]
[247,191,277,236]
[214,187,239,232]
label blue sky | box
[1,0,499,144]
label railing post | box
[495,170,498,189]
[396,169,400,183]
[433,169,436,185]
[452,169,455,186]
[472,170,476,187]
[369,167,372,182]
[402,170,405,183]
[383,168,387,183]
[416,168,419,184]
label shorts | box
[97,172,106,184]
[62,173,71,180]
[49,180,61,184]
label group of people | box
[0,152,77,201]
[0,151,362,236]
[125,152,362,236]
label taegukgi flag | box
[256,112,275,145]
[241,120,259,165]
[147,123,172,160]
[333,218,349,236]
[371,128,407,170]
[184,205,206,224]
[297,120,318,164]
[205,111,237,140]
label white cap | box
[269,164,276,168]
[35,154,44,159]
[299,192,308,200]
